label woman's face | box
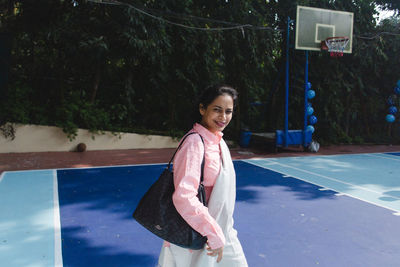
[199,94,234,133]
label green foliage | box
[2,82,31,124]
[1,0,400,144]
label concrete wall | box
[0,124,179,153]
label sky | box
[375,7,397,23]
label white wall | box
[0,124,179,153]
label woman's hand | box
[206,243,223,263]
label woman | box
[158,84,248,267]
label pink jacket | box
[171,123,226,249]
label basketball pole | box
[303,50,309,146]
[284,16,309,149]
[284,17,292,148]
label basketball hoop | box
[321,37,349,58]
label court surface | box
[1,152,400,266]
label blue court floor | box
[1,152,400,267]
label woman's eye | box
[212,107,232,114]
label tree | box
[1,0,399,144]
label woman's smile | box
[215,120,226,127]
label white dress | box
[158,139,248,267]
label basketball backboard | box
[295,5,354,53]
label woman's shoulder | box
[177,131,205,151]
[181,131,203,145]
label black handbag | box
[132,132,208,250]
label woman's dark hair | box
[193,84,238,124]
[198,84,238,109]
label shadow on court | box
[235,160,337,202]
[233,161,400,267]
[57,162,400,267]
[58,165,166,266]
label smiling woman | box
[158,84,248,267]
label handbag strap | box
[167,132,205,183]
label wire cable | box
[87,0,399,38]
[356,31,400,40]
[86,0,279,32]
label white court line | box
[53,170,63,267]
[243,159,400,214]
[0,172,4,183]
[56,162,168,171]
[4,151,400,174]
[318,188,330,191]
[364,153,400,162]
[2,162,168,174]
[239,151,400,162]
[247,158,395,198]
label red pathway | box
[1,144,400,174]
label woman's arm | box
[172,134,225,249]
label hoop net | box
[322,37,349,57]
